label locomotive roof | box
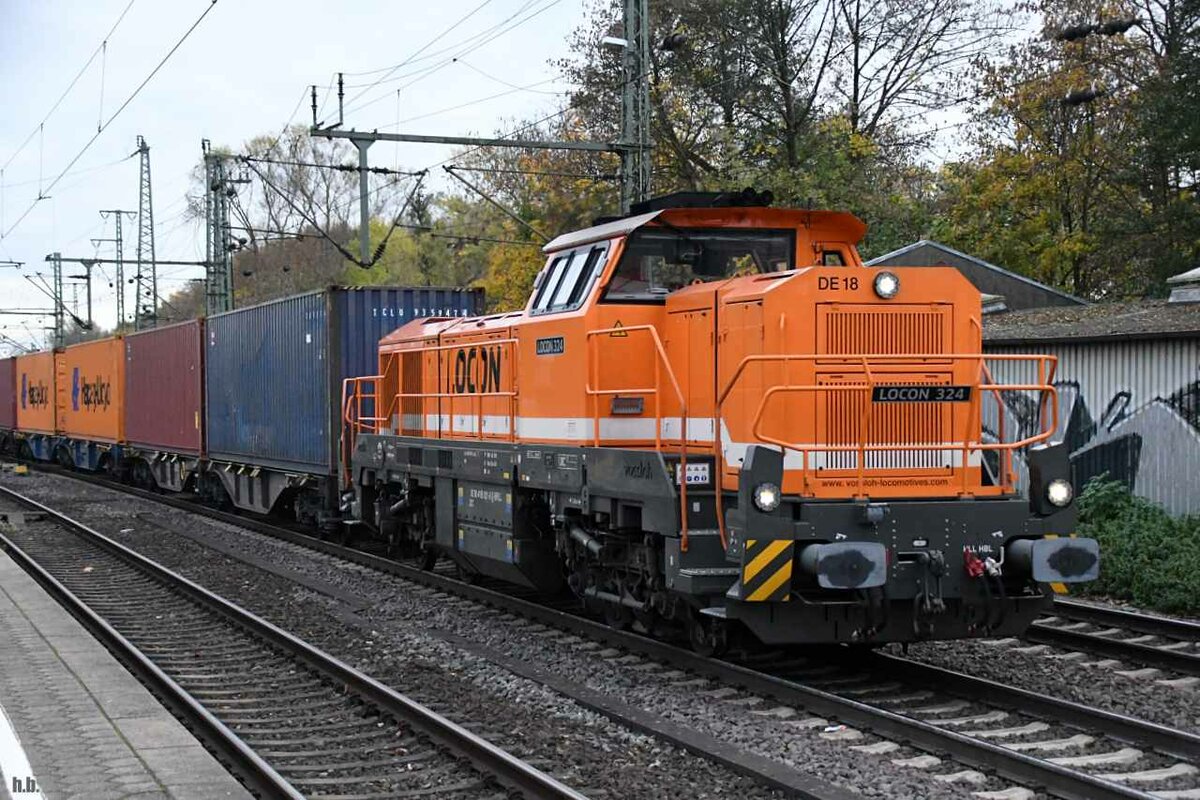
[542,207,867,254]
[543,210,663,252]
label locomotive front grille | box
[820,304,948,356]
[819,378,955,472]
[815,304,957,473]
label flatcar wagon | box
[343,191,1099,651]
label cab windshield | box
[603,228,794,302]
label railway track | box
[1023,600,1200,678]
[15,468,1200,800]
[0,485,586,800]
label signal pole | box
[67,261,96,330]
[203,140,235,315]
[99,209,136,328]
[619,0,651,212]
[49,252,64,347]
[135,136,158,329]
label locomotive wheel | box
[603,602,633,630]
[688,613,728,657]
[419,545,438,571]
[632,607,659,635]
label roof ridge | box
[866,240,1088,305]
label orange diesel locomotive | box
[344,191,1098,651]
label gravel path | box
[0,470,1064,799]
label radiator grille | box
[823,306,946,355]
[400,351,423,433]
[821,379,953,471]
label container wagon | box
[124,320,205,492]
[54,336,125,470]
[0,357,15,451]
[14,350,58,461]
[203,286,483,525]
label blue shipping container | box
[205,286,484,474]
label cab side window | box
[530,243,609,315]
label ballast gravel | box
[896,636,1200,734]
[0,470,1072,799]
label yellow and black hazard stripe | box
[740,538,795,602]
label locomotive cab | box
[345,190,1098,650]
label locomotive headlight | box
[753,482,781,512]
[873,271,900,299]
[1046,478,1074,508]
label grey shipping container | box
[0,357,15,429]
[204,286,484,475]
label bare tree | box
[830,0,1015,137]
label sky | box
[0,0,584,352]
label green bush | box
[1076,477,1200,615]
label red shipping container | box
[0,357,15,429]
[124,320,204,454]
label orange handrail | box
[341,375,383,485]
[716,352,1059,498]
[383,338,520,441]
[585,325,695,551]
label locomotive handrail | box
[384,337,521,442]
[716,352,1059,499]
[341,375,385,485]
[585,324,693,551]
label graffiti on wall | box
[984,372,1200,516]
[1061,380,1199,511]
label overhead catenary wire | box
[2,0,223,241]
[455,58,570,95]
[240,155,422,177]
[239,156,426,268]
[1,0,138,174]
[341,0,566,118]
[343,0,498,111]
[0,153,137,190]
[447,164,619,180]
[387,77,570,127]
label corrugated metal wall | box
[986,337,1200,516]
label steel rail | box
[858,652,1200,761]
[1025,621,1200,677]
[0,484,587,800]
[26,472,1166,800]
[0,499,303,800]
[1050,598,1200,641]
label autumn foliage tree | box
[163,0,1199,316]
